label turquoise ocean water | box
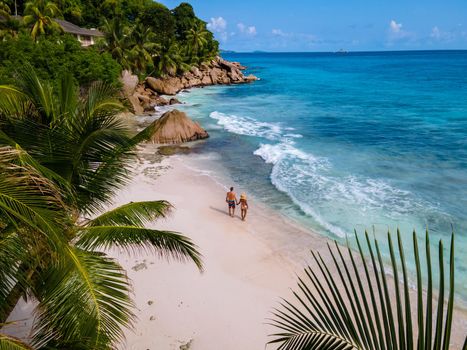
[167,51,467,299]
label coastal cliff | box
[122,56,258,114]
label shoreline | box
[3,60,467,349]
[112,149,467,349]
[122,56,258,116]
[112,152,319,349]
[4,142,467,349]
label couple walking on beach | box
[226,187,248,221]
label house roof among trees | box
[54,19,103,37]
[1,16,104,37]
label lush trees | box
[125,21,158,74]
[99,17,131,69]
[0,0,219,78]
[172,2,196,41]
[0,67,202,348]
[23,0,62,39]
[138,1,175,46]
[0,1,11,17]
[185,21,209,64]
[56,0,82,22]
[270,230,466,350]
[0,1,22,40]
[0,34,121,86]
[154,41,190,77]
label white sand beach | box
[4,144,467,349]
[109,146,467,350]
[111,148,330,350]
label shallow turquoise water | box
[173,51,467,299]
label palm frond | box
[269,230,460,350]
[32,247,133,349]
[0,334,35,350]
[86,200,173,227]
[0,147,68,244]
[75,226,203,271]
[56,73,78,128]
[78,81,124,122]
[0,230,29,319]
[0,85,30,120]
[12,65,57,124]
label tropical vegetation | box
[0,0,219,83]
[0,67,202,349]
[0,34,121,86]
[269,229,467,350]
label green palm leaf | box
[75,226,203,271]
[0,147,67,242]
[0,334,34,350]
[269,230,465,350]
[87,200,173,227]
[32,248,133,349]
[0,66,204,348]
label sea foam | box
[209,110,439,239]
[210,111,283,140]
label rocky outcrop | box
[146,76,182,95]
[169,98,181,105]
[125,56,258,115]
[120,70,139,97]
[127,95,144,115]
[148,109,209,144]
[144,56,258,96]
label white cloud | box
[389,20,403,34]
[430,26,441,39]
[237,23,257,36]
[207,17,228,42]
[271,29,318,42]
[207,17,227,32]
[272,28,286,37]
[387,19,415,43]
[430,26,454,41]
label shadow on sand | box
[209,206,243,220]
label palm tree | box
[0,1,20,40]
[125,21,159,74]
[269,229,467,350]
[0,17,20,40]
[23,0,63,40]
[0,1,11,18]
[0,67,202,348]
[154,41,189,77]
[185,22,209,64]
[99,17,131,70]
[0,146,70,349]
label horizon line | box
[220,48,467,54]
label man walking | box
[226,186,237,217]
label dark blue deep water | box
[171,51,467,297]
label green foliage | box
[0,1,11,18]
[0,68,202,348]
[23,0,63,39]
[269,229,467,350]
[0,333,35,349]
[0,34,121,86]
[55,0,82,22]
[138,2,175,46]
[172,2,196,41]
[0,0,220,78]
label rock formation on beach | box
[148,109,209,144]
[121,56,258,114]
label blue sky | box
[159,0,467,52]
